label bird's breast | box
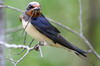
[22,19,54,45]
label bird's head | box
[25,2,41,17]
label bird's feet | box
[34,41,48,51]
[39,41,48,46]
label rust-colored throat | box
[26,9,41,17]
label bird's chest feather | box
[22,19,54,44]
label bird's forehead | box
[29,2,40,7]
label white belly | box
[22,19,54,45]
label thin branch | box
[6,49,16,64]
[0,5,23,13]
[6,57,16,64]
[14,50,29,66]
[79,0,83,35]
[0,4,100,60]
[82,36,100,59]
[47,17,80,36]
[6,25,23,34]
[78,0,100,60]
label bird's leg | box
[34,44,39,51]
[39,41,48,46]
[28,39,34,47]
[23,32,27,45]
[34,41,47,57]
[34,41,48,51]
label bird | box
[20,1,87,57]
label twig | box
[6,49,16,64]
[14,50,29,66]
[6,25,23,34]
[81,36,100,59]
[78,0,100,60]
[79,0,83,35]
[6,57,16,64]
[0,4,100,60]
[47,17,80,36]
[0,5,23,13]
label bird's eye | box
[27,5,34,10]
[28,5,34,9]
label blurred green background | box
[4,0,100,66]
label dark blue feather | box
[31,14,60,35]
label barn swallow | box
[20,2,87,57]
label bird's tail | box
[56,35,98,66]
[57,34,87,57]
[73,46,87,57]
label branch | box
[0,41,43,66]
[79,0,83,35]
[6,57,16,64]
[6,25,23,34]
[0,4,100,60]
[78,0,100,60]
[14,50,29,66]
[0,5,23,13]
[46,17,80,36]
[81,36,100,59]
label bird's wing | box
[31,14,60,43]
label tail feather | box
[74,49,87,57]
[56,34,87,57]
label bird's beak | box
[31,7,41,16]
[33,7,41,11]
